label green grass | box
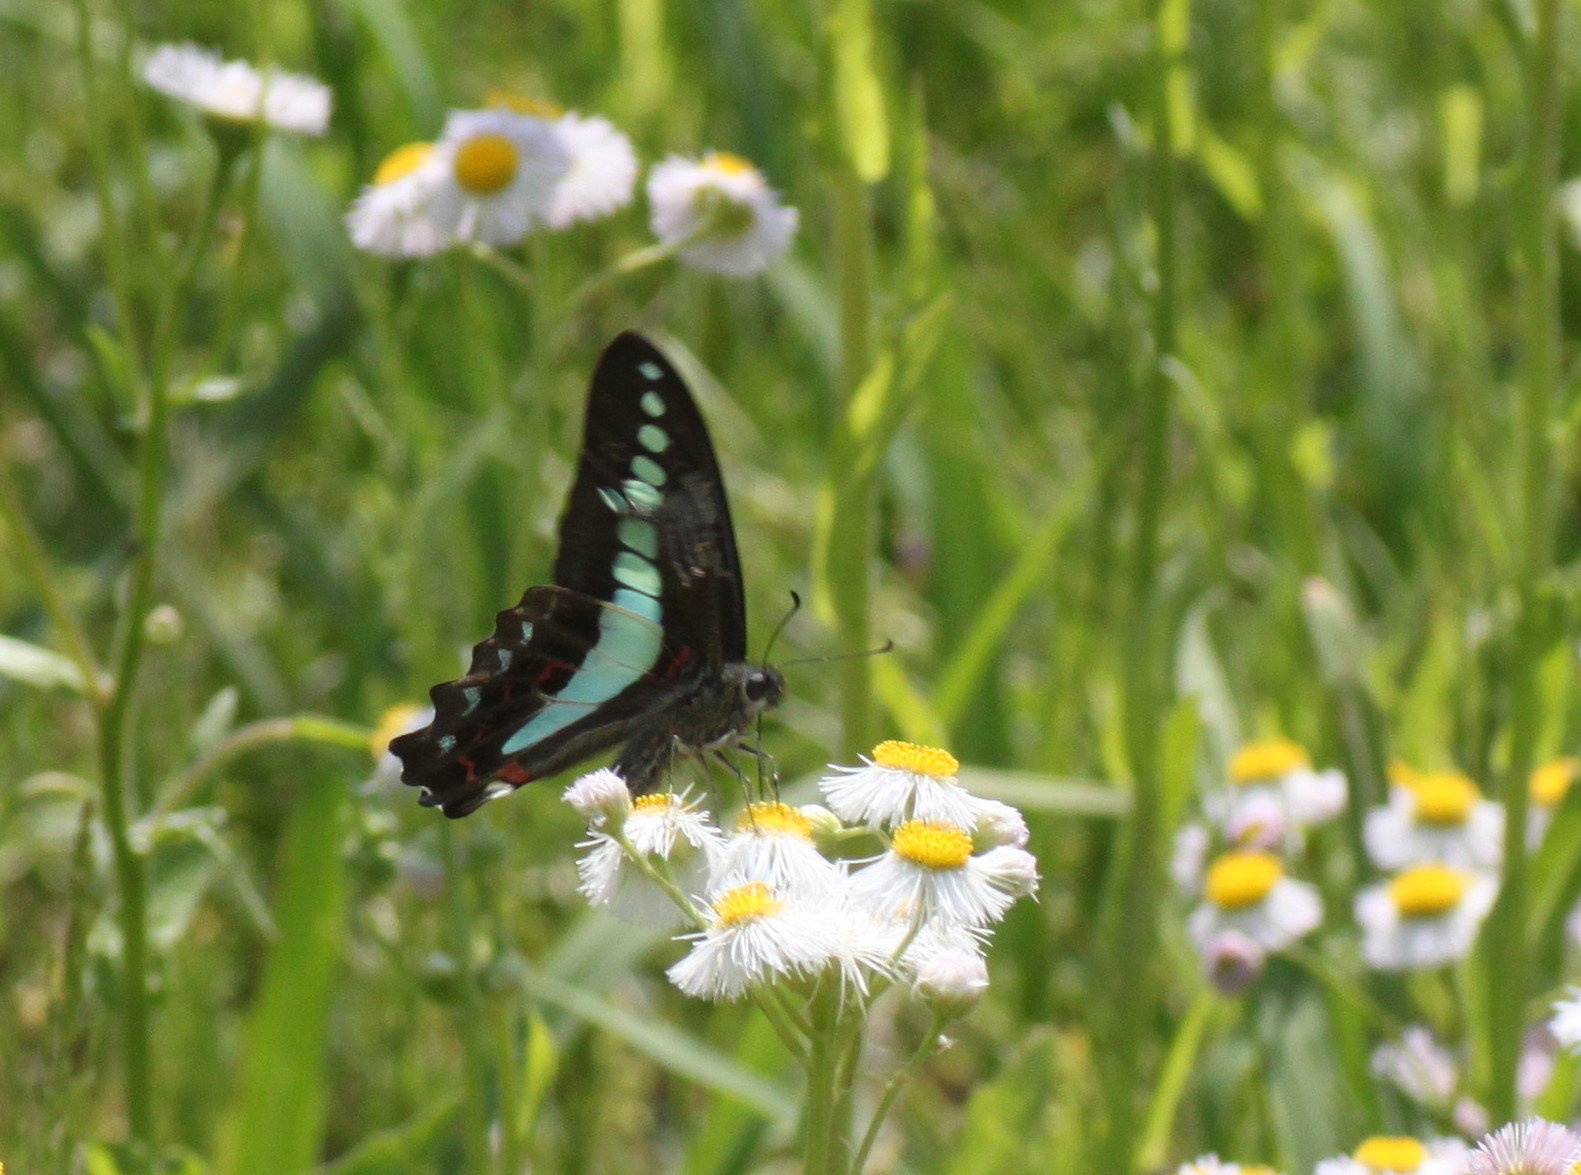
[2,0,1580,1171]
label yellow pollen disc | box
[891,820,973,870]
[1389,865,1466,918]
[1410,771,1478,825]
[706,150,757,176]
[1240,1168,1276,1175]
[1203,850,1283,909]
[737,801,812,838]
[369,702,423,759]
[1353,1136,1427,1172]
[484,89,565,119]
[871,740,959,779]
[1532,757,1580,807]
[712,881,780,927]
[373,141,434,185]
[633,793,673,811]
[1229,737,1310,784]
[1387,758,1421,789]
[453,133,520,195]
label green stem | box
[850,1013,946,1175]
[151,715,371,817]
[801,985,849,1175]
[1486,0,1563,1122]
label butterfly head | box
[737,663,786,718]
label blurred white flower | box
[647,151,798,276]
[1355,865,1497,971]
[1186,850,1322,953]
[427,108,570,246]
[1315,1137,1468,1175]
[1363,774,1503,871]
[1171,822,1210,892]
[1466,1119,1581,1175]
[546,112,638,227]
[142,43,330,135]
[667,881,839,1001]
[346,142,448,258]
[1550,986,1581,1052]
[1178,1158,1285,1175]
[820,740,982,830]
[1371,1026,1459,1113]
[1201,930,1265,995]
[1206,737,1347,834]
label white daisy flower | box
[1550,986,1581,1052]
[713,800,843,898]
[1206,737,1347,833]
[142,43,330,135]
[666,881,839,1001]
[1528,756,1578,846]
[1363,774,1503,871]
[1466,1119,1581,1175]
[345,142,448,258]
[1315,1136,1470,1175]
[850,818,1038,928]
[1355,864,1497,971]
[576,790,721,926]
[1224,791,1291,851]
[482,93,638,229]
[647,151,798,276]
[427,108,570,246]
[1186,850,1322,953]
[1371,1026,1459,1113]
[820,741,983,830]
[1200,929,1265,995]
[562,767,632,826]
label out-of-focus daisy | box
[1466,1119,1581,1175]
[1178,1158,1283,1175]
[1224,791,1290,851]
[576,790,720,925]
[1186,849,1322,953]
[1550,987,1581,1053]
[427,108,570,246]
[345,142,448,258]
[666,881,838,1001]
[1171,822,1210,892]
[1355,864,1497,971]
[1528,756,1579,846]
[849,817,1037,928]
[142,43,330,135]
[1363,772,1503,871]
[1389,759,1423,790]
[1206,737,1347,833]
[1371,1026,1459,1115]
[714,800,843,897]
[1200,929,1266,995]
[1315,1137,1469,1175]
[820,741,982,830]
[647,151,798,276]
[485,93,638,228]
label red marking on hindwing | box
[496,761,533,786]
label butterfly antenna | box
[781,639,896,667]
[760,590,802,666]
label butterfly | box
[391,331,785,817]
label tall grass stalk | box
[1484,0,1564,1121]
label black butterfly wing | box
[391,332,749,817]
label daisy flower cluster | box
[1177,1117,1581,1175]
[1176,737,1340,992]
[142,43,331,136]
[345,95,796,274]
[563,740,1036,1010]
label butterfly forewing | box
[391,332,758,817]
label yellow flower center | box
[1240,1168,1277,1175]
[453,133,519,195]
[871,740,959,779]
[706,150,756,175]
[891,820,974,870]
[711,881,779,927]
[1410,772,1477,825]
[368,702,424,760]
[633,793,673,812]
[1203,851,1283,909]
[484,90,565,118]
[1388,758,1421,789]
[1353,1136,1428,1172]
[738,801,812,838]
[1532,757,1580,807]
[1229,737,1310,784]
[1389,865,1467,918]
[373,141,434,186]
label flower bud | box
[563,768,632,826]
[913,947,990,1018]
[972,799,1030,850]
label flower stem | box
[801,984,851,1175]
[850,1013,946,1174]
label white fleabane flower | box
[1316,1137,1469,1175]
[427,108,570,246]
[713,800,843,898]
[1186,850,1322,954]
[562,767,632,826]
[647,151,798,276]
[1224,791,1290,851]
[576,791,720,926]
[1550,987,1581,1052]
[849,818,1037,928]
[667,881,838,1001]
[546,113,638,227]
[820,741,983,830]
[1467,1120,1581,1175]
[1363,774,1503,871]
[142,43,330,135]
[1355,864,1497,971]
[346,142,448,258]
[1206,737,1347,833]
[1371,1026,1459,1113]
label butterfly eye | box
[743,670,777,703]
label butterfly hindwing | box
[392,332,759,817]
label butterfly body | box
[391,332,782,818]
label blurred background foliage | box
[3,0,1581,1171]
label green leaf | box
[0,632,90,693]
[829,0,889,182]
